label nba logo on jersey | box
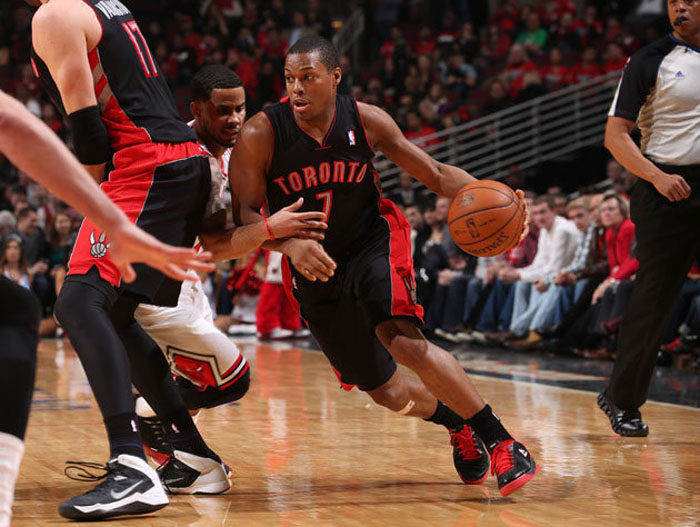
[347,130,356,146]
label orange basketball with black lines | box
[447,180,525,257]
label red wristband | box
[264,216,275,240]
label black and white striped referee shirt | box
[609,34,700,166]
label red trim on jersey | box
[379,198,425,322]
[354,98,376,156]
[218,362,250,390]
[101,90,152,148]
[88,48,100,70]
[287,99,337,149]
[30,58,39,78]
[281,256,300,314]
[67,142,204,286]
[220,354,245,379]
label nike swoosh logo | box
[164,478,186,485]
[110,481,142,500]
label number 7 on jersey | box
[316,190,333,221]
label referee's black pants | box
[607,163,700,410]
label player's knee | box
[367,381,409,412]
[177,368,251,411]
[376,319,430,371]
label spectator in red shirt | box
[539,47,570,90]
[592,193,637,304]
[259,26,288,63]
[504,43,537,97]
[575,5,604,47]
[480,23,512,64]
[490,0,519,35]
[568,46,602,84]
[602,42,627,75]
[404,110,439,147]
[413,26,436,56]
[380,27,403,59]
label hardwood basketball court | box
[12,338,699,526]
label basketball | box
[447,180,525,257]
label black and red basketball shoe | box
[449,424,490,484]
[490,440,538,496]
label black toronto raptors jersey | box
[30,0,194,150]
[263,95,382,261]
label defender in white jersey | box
[133,66,328,469]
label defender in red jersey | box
[222,37,538,497]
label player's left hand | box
[109,222,215,283]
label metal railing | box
[332,9,364,63]
[377,71,622,193]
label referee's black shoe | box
[597,391,649,437]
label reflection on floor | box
[12,337,700,527]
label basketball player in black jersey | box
[224,37,538,497]
[0,90,216,527]
[27,0,322,520]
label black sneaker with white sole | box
[157,450,231,495]
[59,454,169,520]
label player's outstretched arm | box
[200,197,327,261]
[358,102,477,198]
[0,91,213,282]
[359,101,530,241]
[202,114,328,262]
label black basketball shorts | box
[285,199,424,391]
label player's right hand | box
[653,172,691,202]
[268,197,328,240]
[285,238,337,282]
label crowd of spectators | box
[403,159,700,368]
[2,1,694,366]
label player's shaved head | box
[288,36,340,72]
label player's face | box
[668,0,700,36]
[194,87,246,149]
[285,52,341,122]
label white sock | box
[0,432,25,527]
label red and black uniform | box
[31,0,210,306]
[263,95,423,390]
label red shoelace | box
[491,440,515,475]
[450,425,483,461]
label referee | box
[599,0,700,437]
